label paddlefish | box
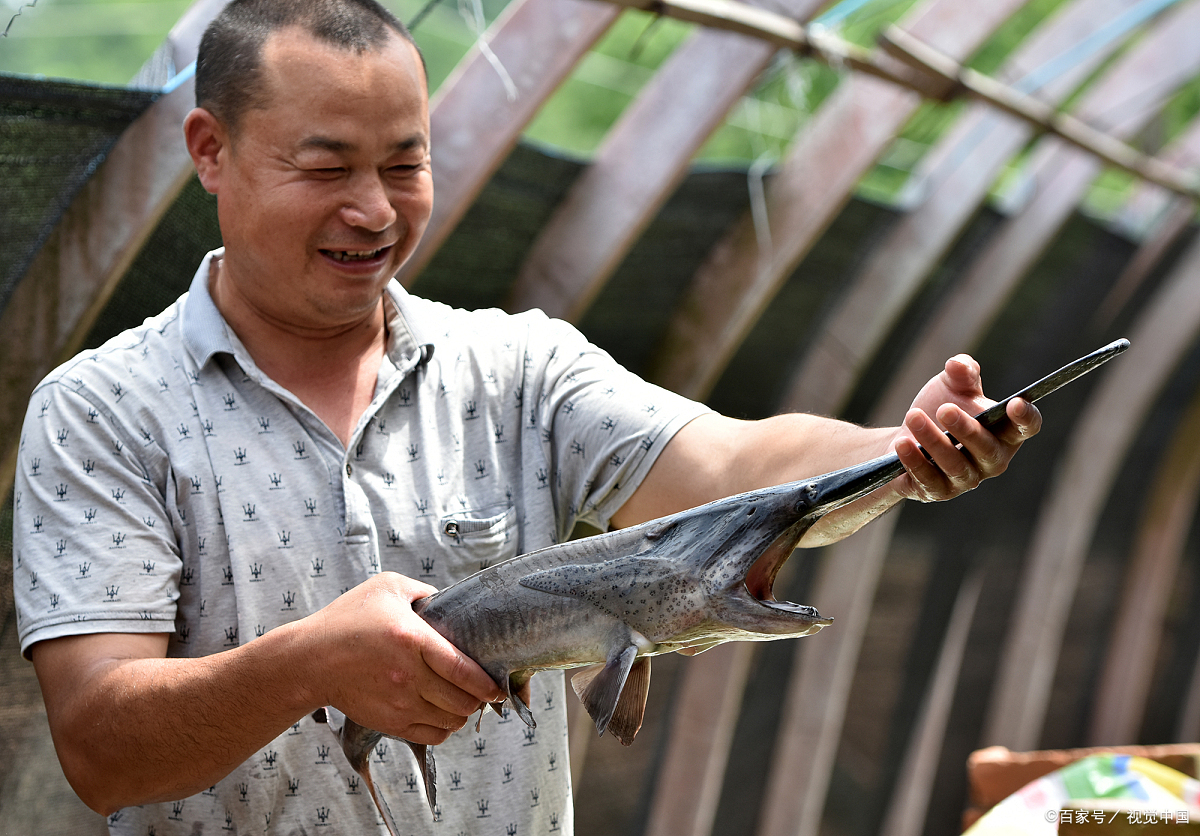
[320,338,1129,830]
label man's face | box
[199,26,432,333]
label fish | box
[322,338,1130,829]
[317,451,900,830]
[317,447,928,832]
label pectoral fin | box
[570,645,651,745]
[329,713,406,833]
[359,754,403,835]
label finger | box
[421,632,505,709]
[895,430,949,502]
[908,408,971,467]
[942,354,983,397]
[1003,397,1042,442]
[902,409,979,495]
[328,686,471,745]
[897,434,940,498]
[413,673,491,723]
[937,404,1006,476]
[391,573,440,602]
[398,721,462,747]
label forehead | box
[252,26,428,139]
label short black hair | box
[195,0,423,133]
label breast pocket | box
[439,504,519,580]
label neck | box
[209,257,388,447]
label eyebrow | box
[297,134,427,154]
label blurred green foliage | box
[0,0,194,83]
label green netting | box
[0,73,157,315]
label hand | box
[893,355,1041,503]
[307,572,505,745]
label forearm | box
[35,621,321,815]
[614,412,900,529]
[716,413,897,491]
[708,413,906,547]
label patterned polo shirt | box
[13,249,711,836]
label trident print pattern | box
[14,250,710,836]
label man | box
[12,0,1040,833]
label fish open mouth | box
[740,528,829,625]
[743,524,809,610]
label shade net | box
[0,73,156,316]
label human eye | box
[386,149,429,176]
[292,149,347,176]
[387,159,426,177]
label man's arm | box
[30,572,505,816]
[612,355,1041,544]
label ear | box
[183,107,228,195]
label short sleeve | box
[520,312,712,536]
[13,374,182,658]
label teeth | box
[328,248,383,262]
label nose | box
[342,172,397,232]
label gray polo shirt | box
[13,249,710,835]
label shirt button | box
[345,463,353,477]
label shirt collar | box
[383,278,436,371]
[181,249,235,368]
[181,248,434,371]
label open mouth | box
[743,527,803,605]
[321,246,390,263]
[742,525,825,619]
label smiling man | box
[12,1,1040,834]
